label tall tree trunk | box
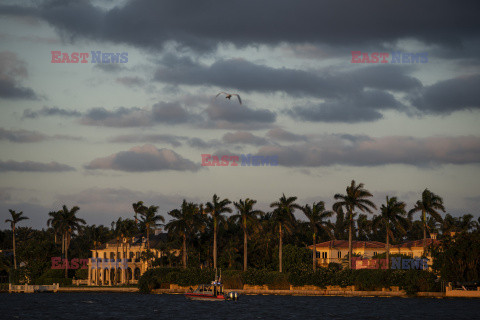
[279,223,283,273]
[213,217,217,270]
[386,226,390,269]
[146,224,151,268]
[348,214,353,269]
[422,209,426,256]
[115,239,119,285]
[65,232,68,278]
[13,225,16,270]
[122,241,126,284]
[182,233,187,269]
[313,231,316,271]
[61,232,65,255]
[95,247,99,285]
[243,217,248,271]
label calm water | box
[1,293,480,320]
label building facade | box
[309,237,440,267]
[87,233,167,286]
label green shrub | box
[138,267,177,293]
[222,270,243,289]
[138,266,441,294]
[75,268,88,280]
[243,269,282,285]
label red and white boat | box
[185,272,239,301]
[185,283,229,301]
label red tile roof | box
[309,240,386,249]
[391,238,441,248]
[309,238,441,249]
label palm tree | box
[270,194,301,272]
[57,205,85,278]
[333,180,377,269]
[356,214,373,241]
[458,214,476,233]
[166,200,203,269]
[111,218,124,285]
[373,196,409,267]
[83,224,109,285]
[205,194,232,270]
[408,189,445,255]
[232,198,263,271]
[47,210,63,250]
[132,201,146,225]
[301,202,333,270]
[139,205,165,267]
[47,205,85,278]
[5,210,29,270]
[333,206,348,240]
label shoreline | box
[3,286,475,298]
[55,286,446,298]
[153,288,445,298]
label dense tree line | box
[1,180,480,284]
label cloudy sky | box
[1,0,479,229]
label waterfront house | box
[309,235,440,267]
[87,231,171,286]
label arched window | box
[134,268,141,280]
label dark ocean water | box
[1,293,480,320]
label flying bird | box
[215,92,242,104]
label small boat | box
[185,270,239,301]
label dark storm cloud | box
[81,106,152,127]
[155,55,421,99]
[186,137,221,149]
[0,160,75,172]
[205,100,276,124]
[109,133,185,147]
[349,66,422,92]
[85,144,199,172]
[0,127,81,142]
[266,128,307,142]
[410,74,480,114]
[116,76,145,87]
[287,90,401,123]
[222,131,269,146]
[0,127,47,142]
[0,51,37,100]
[110,133,224,149]
[2,1,479,54]
[0,79,37,99]
[22,106,82,119]
[255,135,480,167]
[152,102,192,124]
[80,103,200,127]
[155,56,341,97]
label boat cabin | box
[192,283,225,296]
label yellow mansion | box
[309,235,440,267]
[87,232,168,286]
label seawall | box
[50,285,479,297]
